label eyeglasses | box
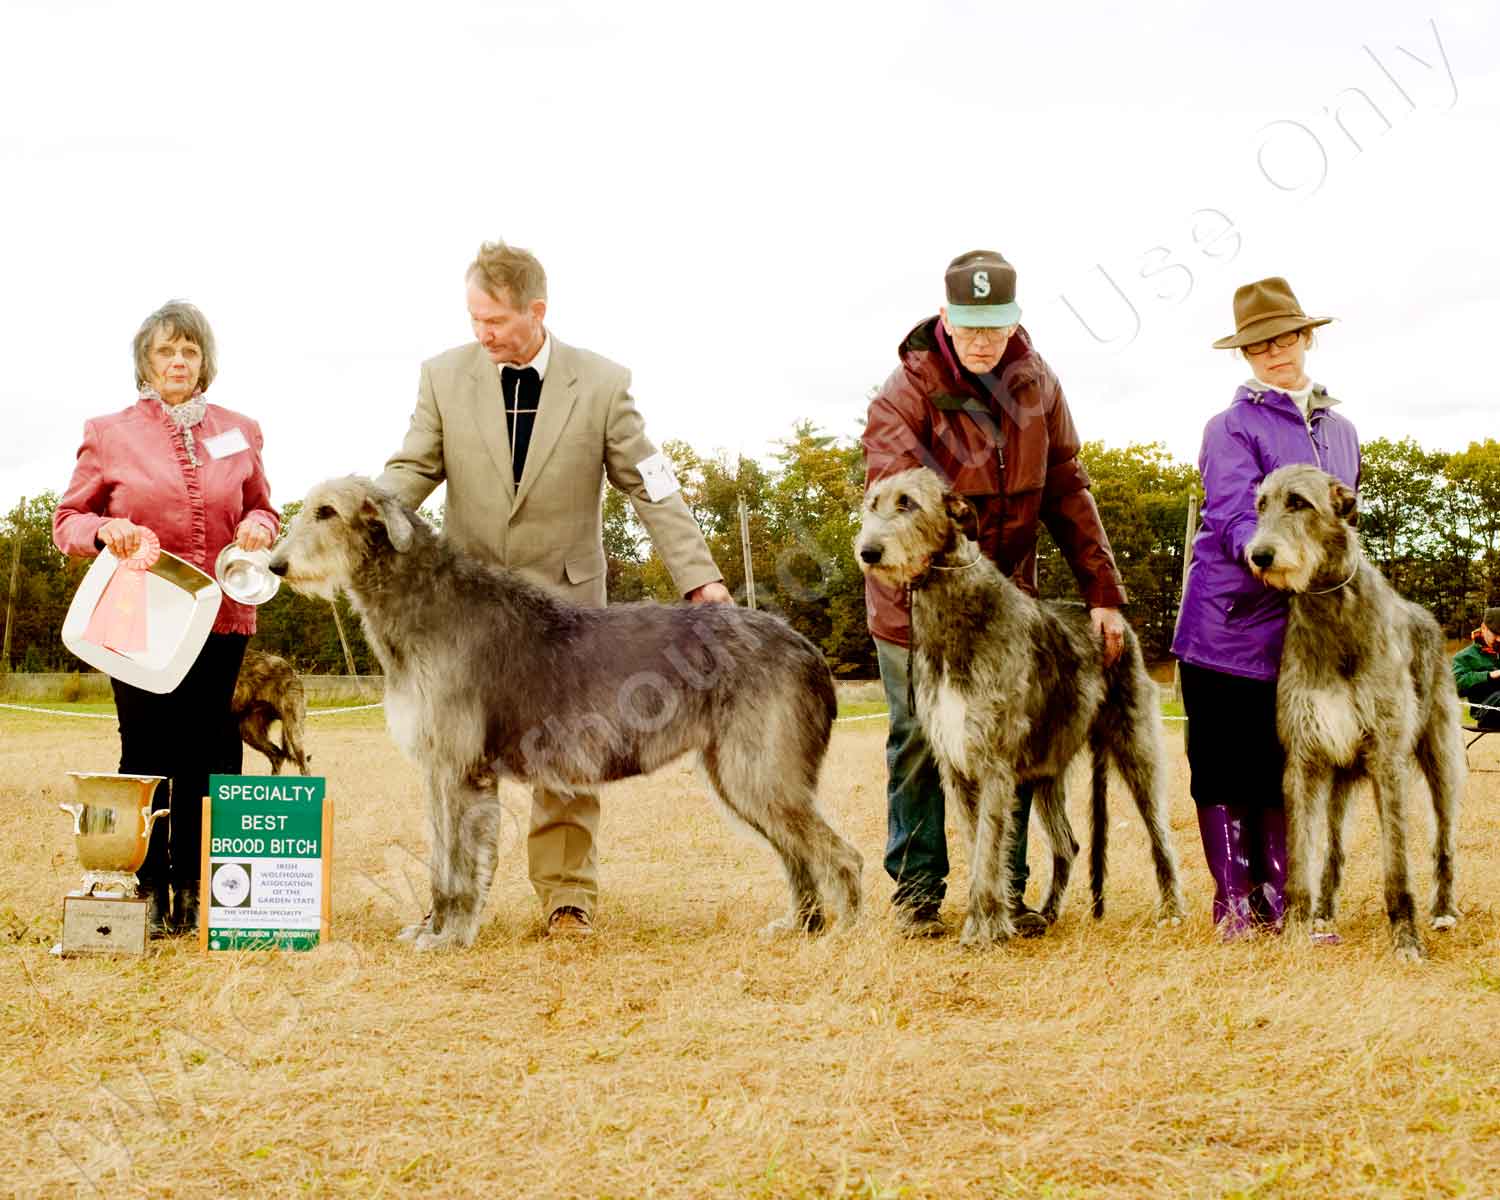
[951,324,1016,345]
[1243,330,1304,356]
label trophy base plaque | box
[54,771,168,957]
[58,894,148,956]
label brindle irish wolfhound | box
[268,477,862,949]
[855,467,1182,946]
[233,649,311,776]
[1248,463,1462,961]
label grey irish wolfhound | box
[1247,463,1462,961]
[855,467,1183,946]
[233,649,311,776]
[268,477,862,949]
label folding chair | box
[1462,703,1500,770]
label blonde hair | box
[466,240,547,308]
[132,300,217,392]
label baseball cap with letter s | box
[944,249,1021,328]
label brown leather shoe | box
[1011,901,1049,938]
[893,902,946,940]
[546,906,595,937]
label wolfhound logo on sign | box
[201,775,332,951]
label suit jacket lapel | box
[514,335,578,513]
[467,345,516,503]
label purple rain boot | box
[1196,805,1256,941]
[1254,806,1287,934]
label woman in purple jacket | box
[55,301,279,937]
[1171,278,1360,940]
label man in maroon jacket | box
[863,250,1129,938]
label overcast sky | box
[3,1,1496,516]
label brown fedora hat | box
[1212,276,1332,349]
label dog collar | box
[929,553,984,572]
[912,549,984,589]
[1306,561,1359,595]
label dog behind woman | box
[1247,463,1462,961]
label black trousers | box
[1178,660,1285,810]
[112,633,248,890]
[1466,686,1500,729]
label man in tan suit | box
[378,240,729,936]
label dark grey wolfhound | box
[269,477,862,949]
[855,467,1182,945]
[233,649,311,776]
[1248,464,1462,961]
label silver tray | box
[61,548,222,694]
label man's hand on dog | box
[687,581,734,605]
[1091,606,1125,666]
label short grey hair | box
[133,300,218,393]
[466,240,547,308]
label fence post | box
[1,496,24,674]
[738,495,757,611]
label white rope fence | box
[0,702,115,720]
[302,702,384,716]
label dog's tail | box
[1089,752,1109,919]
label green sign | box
[205,775,330,952]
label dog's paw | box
[1156,913,1184,929]
[1308,917,1342,947]
[1431,913,1458,932]
[959,912,1012,948]
[1392,922,1427,963]
[760,913,818,940]
[413,928,464,952]
[395,919,431,943]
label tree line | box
[5,431,1499,678]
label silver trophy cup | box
[59,772,169,897]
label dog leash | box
[906,585,917,712]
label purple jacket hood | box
[1170,383,1360,680]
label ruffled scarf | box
[142,385,207,467]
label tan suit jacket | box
[377,336,721,604]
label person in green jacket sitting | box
[1452,606,1500,729]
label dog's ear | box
[1329,479,1358,527]
[943,491,979,543]
[359,492,414,552]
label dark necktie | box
[501,365,541,485]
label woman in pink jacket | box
[54,301,279,937]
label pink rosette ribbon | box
[83,528,162,654]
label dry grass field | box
[3,704,1499,1199]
